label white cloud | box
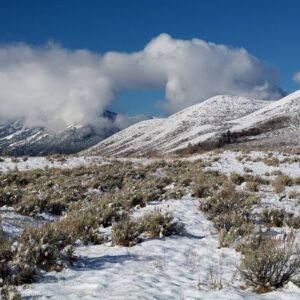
[293,71,300,84]
[0,34,283,131]
[113,114,150,130]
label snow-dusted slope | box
[86,95,269,156]
[232,90,300,130]
[228,90,300,146]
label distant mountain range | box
[85,91,300,157]
[0,110,119,156]
[2,91,300,157]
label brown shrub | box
[272,175,293,193]
[259,208,287,227]
[245,181,260,192]
[139,209,184,238]
[111,217,141,247]
[238,234,300,291]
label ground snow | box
[0,156,106,172]
[21,198,300,300]
[207,151,300,177]
[1,151,300,299]
[0,207,46,238]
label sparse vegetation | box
[199,182,258,247]
[1,149,300,296]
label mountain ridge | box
[86,95,272,156]
[2,90,299,157]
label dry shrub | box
[238,233,300,291]
[259,208,300,229]
[199,182,258,220]
[0,234,13,286]
[229,172,245,185]
[236,156,244,162]
[241,149,251,154]
[0,285,21,300]
[243,167,253,173]
[219,221,254,248]
[199,183,257,247]
[230,173,268,187]
[262,157,280,166]
[111,209,184,246]
[272,175,293,193]
[122,176,172,205]
[288,190,299,199]
[245,181,260,192]
[58,210,105,245]
[245,174,269,185]
[280,157,300,164]
[192,170,226,198]
[0,161,139,216]
[293,177,300,185]
[0,187,22,206]
[69,193,124,229]
[271,170,283,176]
[285,215,300,229]
[17,224,75,273]
[214,212,255,247]
[139,209,184,238]
[259,208,287,227]
[111,217,141,247]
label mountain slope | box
[0,111,119,156]
[226,90,300,146]
[86,95,270,156]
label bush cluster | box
[259,208,300,229]
[111,210,184,247]
[199,182,258,247]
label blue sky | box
[0,0,299,117]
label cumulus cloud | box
[293,71,300,84]
[113,114,150,130]
[0,34,283,131]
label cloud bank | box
[0,34,283,131]
[293,71,300,84]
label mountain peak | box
[86,95,270,156]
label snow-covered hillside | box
[231,90,300,131]
[87,95,269,156]
[3,91,299,157]
[227,90,300,146]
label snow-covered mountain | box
[227,90,300,147]
[4,91,299,157]
[0,111,119,156]
[86,95,271,156]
